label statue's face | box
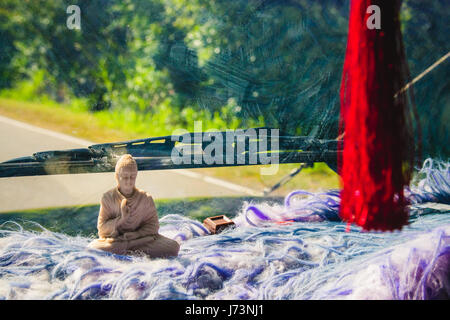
[116,165,137,196]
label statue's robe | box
[88,187,180,258]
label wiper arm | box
[0,128,342,178]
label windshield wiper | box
[0,127,341,178]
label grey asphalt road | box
[0,115,260,212]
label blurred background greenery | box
[0,196,273,237]
[0,0,448,193]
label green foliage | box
[401,0,450,158]
[0,0,448,156]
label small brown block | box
[203,215,235,234]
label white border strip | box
[0,115,261,196]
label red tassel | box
[338,0,415,231]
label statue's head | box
[115,154,138,196]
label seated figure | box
[88,154,180,258]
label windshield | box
[0,0,448,301]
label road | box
[0,115,260,212]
